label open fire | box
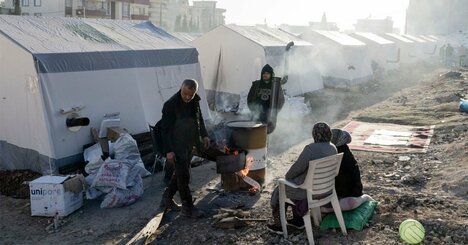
[215,144,261,192]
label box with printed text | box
[29,175,85,217]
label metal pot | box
[225,121,267,149]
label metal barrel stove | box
[225,120,267,185]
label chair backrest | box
[300,153,343,195]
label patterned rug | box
[342,121,435,153]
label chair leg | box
[278,184,288,239]
[331,195,348,235]
[311,207,321,227]
[303,211,315,245]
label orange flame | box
[238,156,254,178]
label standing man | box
[247,64,286,134]
[159,79,210,218]
[445,43,454,67]
[458,44,466,67]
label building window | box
[21,12,29,15]
[34,0,41,6]
[106,3,111,15]
[122,3,129,17]
[22,0,29,6]
[34,13,41,16]
[65,0,72,8]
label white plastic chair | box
[277,153,347,245]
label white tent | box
[404,34,438,60]
[171,32,202,43]
[192,25,323,110]
[351,32,400,72]
[0,16,210,174]
[384,33,420,64]
[300,30,373,88]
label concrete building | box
[355,17,394,34]
[3,0,65,16]
[406,0,468,35]
[2,0,149,20]
[148,0,225,32]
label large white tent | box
[0,16,210,174]
[300,30,373,88]
[384,33,420,64]
[351,32,400,73]
[192,25,323,110]
[404,34,438,61]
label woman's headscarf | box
[331,129,352,147]
[312,122,332,143]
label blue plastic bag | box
[460,99,468,113]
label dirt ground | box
[1,63,467,245]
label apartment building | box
[149,0,225,32]
[3,0,65,16]
[2,0,150,20]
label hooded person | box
[247,64,285,134]
[330,129,363,198]
[266,122,338,234]
[319,128,373,214]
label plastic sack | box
[320,201,378,231]
[460,99,468,112]
[86,187,104,200]
[100,175,144,208]
[113,133,151,177]
[92,159,129,190]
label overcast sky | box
[198,0,410,32]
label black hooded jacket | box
[247,64,285,122]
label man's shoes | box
[181,206,205,218]
[266,223,284,235]
[287,217,305,229]
[159,198,182,212]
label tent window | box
[34,0,41,6]
[22,0,29,6]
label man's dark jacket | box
[160,90,208,154]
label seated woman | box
[320,129,373,213]
[267,122,337,234]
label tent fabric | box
[300,30,373,87]
[385,33,414,43]
[227,25,311,47]
[193,25,323,110]
[33,49,198,73]
[171,32,202,43]
[0,16,210,174]
[0,16,188,53]
[351,32,399,72]
[0,16,199,73]
[314,30,366,46]
[353,32,394,45]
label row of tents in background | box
[1,16,466,174]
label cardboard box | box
[107,126,127,142]
[29,175,85,217]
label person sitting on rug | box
[320,129,374,213]
[267,122,337,234]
